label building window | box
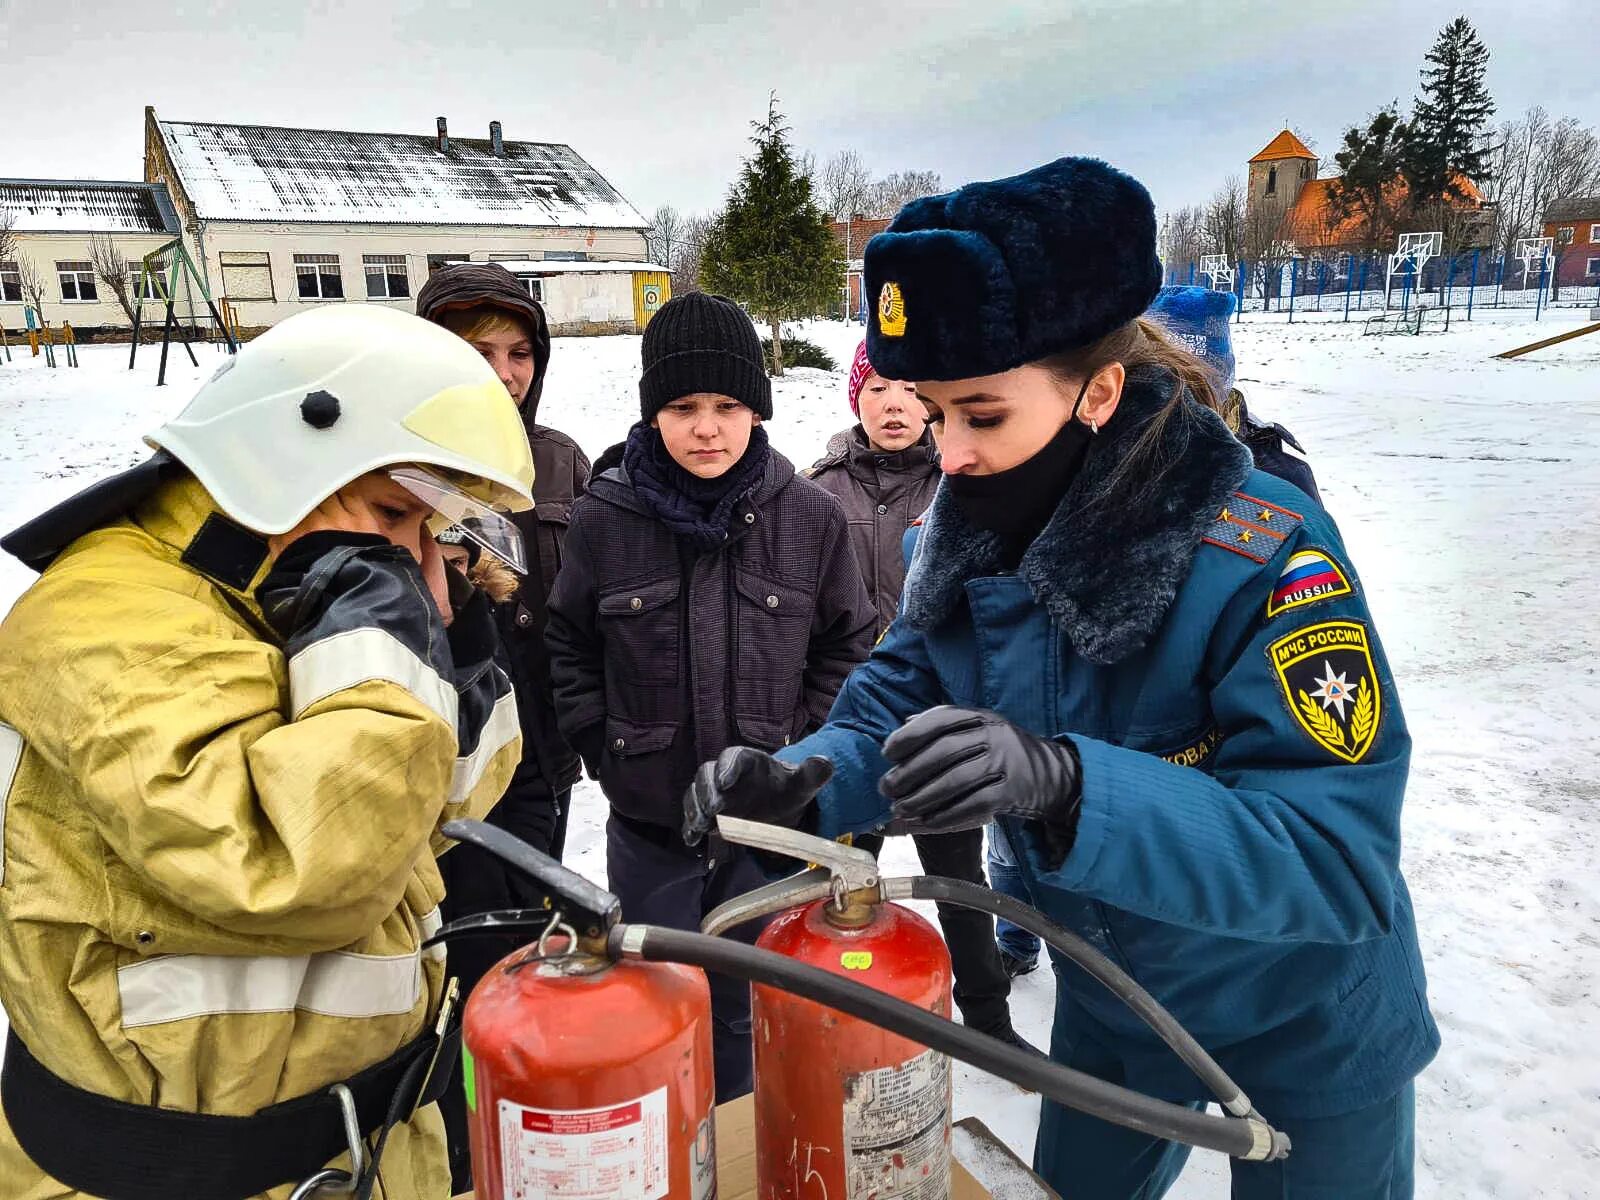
[294,253,344,300]
[363,254,410,299]
[220,251,274,301]
[57,261,98,303]
[129,261,169,301]
[1556,227,1575,245]
[0,262,20,304]
[518,277,544,303]
[544,251,589,262]
[1265,166,1277,196]
[1588,257,1600,277]
[1590,224,1600,244]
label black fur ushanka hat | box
[863,157,1162,382]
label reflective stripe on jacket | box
[0,474,519,1199]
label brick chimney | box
[490,120,504,157]
[436,117,449,153]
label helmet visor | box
[389,465,528,575]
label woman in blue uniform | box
[684,157,1437,1199]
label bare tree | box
[1482,107,1600,261]
[864,170,943,218]
[1159,206,1207,275]
[644,205,685,269]
[819,150,873,221]
[88,233,139,326]
[669,212,717,295]
[1203,178,1247,266]
[16,256,49,325]
[0,209,17,270]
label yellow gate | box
[633,272,672,330]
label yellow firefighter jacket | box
[0,474,520,1199]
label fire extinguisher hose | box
[613,924,1288,1162]
[894,875,1254,1122]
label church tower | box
[1247,129,1317,237]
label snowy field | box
[1,310,1597,1197]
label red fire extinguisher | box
[429,819,1289,1200]
[438,826,718,1200]
[705,820,954,1200]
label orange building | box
[1246,129,1492,255]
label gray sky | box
[3,0,1596,221]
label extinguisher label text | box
[499,1088,670,1200]
[841,1049,951,1200]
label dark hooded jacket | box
[415,263,587,802]
[807,426,940,638]
[545,450,876,838]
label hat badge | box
[878,282,907,338]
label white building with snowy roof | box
[141,106,659,334]
[1,179,182,337]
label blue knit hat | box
[863,157,1162,382]
[1146,286,1237,390]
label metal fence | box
[1163,251,1600,322]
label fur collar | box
[900,367,1252,664]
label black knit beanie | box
[639,293,773,422]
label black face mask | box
[945,380,1094,563]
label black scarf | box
[623,422,772,551]
[945,417,1093,567]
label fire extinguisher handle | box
[441,819,622,938]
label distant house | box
[0,179,180,336]
[142,106,653,333]
[1541,197,1600,288]
[494,259,672,336]
[1246,128,1493,259]
[828,216,891,320]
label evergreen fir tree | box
[1407,16,1496,202]
[1329,106,1413,252]
[701,94,842,375]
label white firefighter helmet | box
[147,305,536,544]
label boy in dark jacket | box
[809,342,1038,1052]
[547,293,876,1101]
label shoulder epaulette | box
[1202,491,1304,564]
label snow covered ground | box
[1,309,1597,1197]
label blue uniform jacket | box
[778,370,1439,1122]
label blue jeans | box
[987,821,1041,962]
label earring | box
[1089,418,1099,435]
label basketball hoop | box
[1515,236,1554,286]
[1199,254,1234,293]
[1386,232,1441,300]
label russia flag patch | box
[1267,549,1353,618]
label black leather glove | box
[881,706,1082,839]
[682,747,833,846]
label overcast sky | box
[3,0,1596,222]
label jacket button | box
[744,512,756,524]
[630,597,643,611]
[516,611,533,627]
[875,457,887,467]
[613,737,626,751]
[876,504,888,515]
[766,594,779,608]
[136,931,155,946]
